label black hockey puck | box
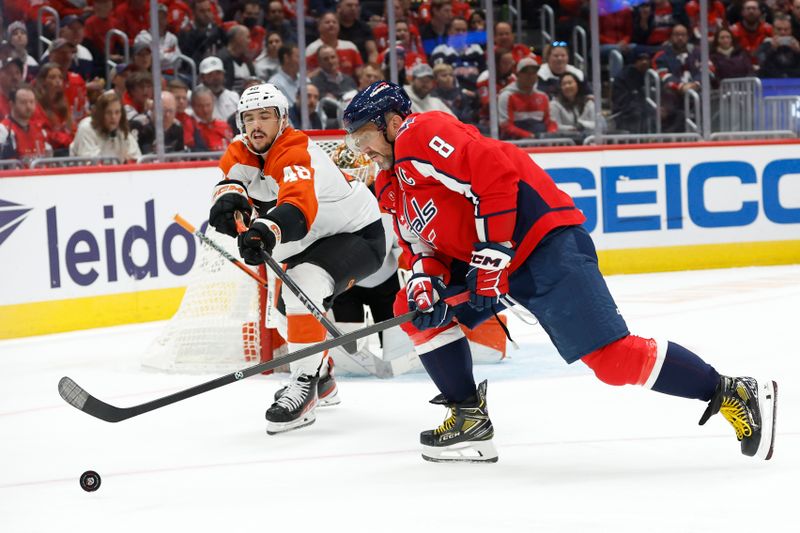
[79,470,101,492]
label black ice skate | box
[266,373,319,435]
[420,380,498,463]
[699,376,778,460]
[274,358,340,407]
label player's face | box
[244,107,282,152]
[347,123,393,170]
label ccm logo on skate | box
[46,200,201,288]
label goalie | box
[209,84,385,434]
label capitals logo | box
[403,197,438,246]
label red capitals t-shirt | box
[377,111,585,279]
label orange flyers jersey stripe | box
[287,313,328,344]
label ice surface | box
[1,266,798,533]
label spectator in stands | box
[647,0,690,46]
[380,45,410,85]
[357,62,384,89]
[476,49,516,126]
[549,71,598,139]
[178,0,226,64]
[732,0,774,64]
[189,86,233,151]
[238,0,267,60]
[39,15,94,80]
[632,1,655,51]
[494,21,533,62]
[255,32,284,81]
[431,62,478,124]
[289,83,323,129]
[611,52,651,134]
[710,28,754,85]
[311,44,358,101]
[115,0,151,45]
[32,63,76,156]
[468,9,486,32]
[0,85,50,162]
[758,13,800,77]
[160,91,185,153]
[337,0,379,64]
[306,12,364,77]
[685,0,728,41]
[404,63,454,114]
[70,90,141,162]
[536,42,587,100]
[134,5,183,72]
[167,78,194,149]
[84,0,120,61]
[420,0,454,56]
[46,39,87,119]
[599,0,633,60]
[0,56,23,120]
[792,0,800,41]
[7,22,38,82]
[377,21,427,73]
[372,1,424,55]
[265,0,298,45]
[130,41,153,73]
[218,25,257,92]
[430,16,485,93]
[123,71,155,154]
[654,25,701,132]
[269,44,303,105]
[498,56,556,140]
[198,56,240,121]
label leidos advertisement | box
[0,142,798,337]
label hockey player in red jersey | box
[342,81,778,463]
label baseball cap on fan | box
[199,56,224,75]
[516,56,540,72]
[410,63,434,79]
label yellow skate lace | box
[434,408,457,435]
[720,397,753,441]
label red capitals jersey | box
[377,112,585,280]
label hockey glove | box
[237,218,282,265]
[466,242,514,311]
[406,274,454,330]
[209,180,252,238]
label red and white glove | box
[406,274,453,330]
[466,242,514,311]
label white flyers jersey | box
[218,127,381,262]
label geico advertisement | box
[0,165,221,305]
[532,143,800,250]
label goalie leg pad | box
[581,335,661,387]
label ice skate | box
[266,373,319,435]
[273,358,340,407]
[420,380,498,463]
[699,376,777,460]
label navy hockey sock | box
[419,336,476,403]
[651,341,720,401]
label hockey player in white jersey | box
[209,83,385,434]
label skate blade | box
[318,393,341,407]
[421,440,498,463]
[756,380,778,460]
[266,412,316,435]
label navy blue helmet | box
[342,81,412,134]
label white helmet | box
[235,83,289,134]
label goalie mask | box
[236,83,289,155]
[330,142,379,186]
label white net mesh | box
[143,227,268,373]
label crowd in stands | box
[1,0,799,166]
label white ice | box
[1,265,798,533]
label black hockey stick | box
[174,214,357,355]
[58,291,469,423]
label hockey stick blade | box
[57,291,468,423]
